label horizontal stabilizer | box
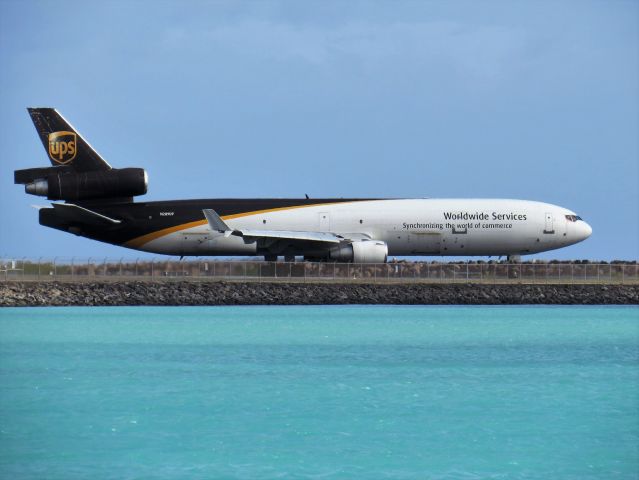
[51,203,121,226]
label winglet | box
[203,209,233,237]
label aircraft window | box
[565,215,578,222]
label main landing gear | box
[264,254,297,262]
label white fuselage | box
[140,199,592,258]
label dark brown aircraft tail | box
[15,108,147,202]
[27,107,111,172]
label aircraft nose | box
[579,221,592,240]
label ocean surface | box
[0,306,637,479]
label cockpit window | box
[565,215,583,222]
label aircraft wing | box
[202,209,365,244]
[235,229,343,243]
[52,203,121,226]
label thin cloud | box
[164,20,530,82]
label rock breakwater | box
[1,281,637,306]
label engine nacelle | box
[22,168,148,201]
[329,240,388,263]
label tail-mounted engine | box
[14,167,148,201]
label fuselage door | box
[408,232,441,254]
[544,212,554,234]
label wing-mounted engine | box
[15,167,148,201]
[328,240,388,263]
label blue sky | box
[1,0,637,261]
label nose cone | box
[578,221,593,241]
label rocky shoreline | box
[1,281,637,306]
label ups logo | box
[48,131,77,164]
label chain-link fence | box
[0,258,637,284]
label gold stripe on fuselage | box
[124,202,355,249]
[125,219,208,249]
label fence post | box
[571,263,574,284]
[519,264,521,283]
[558,265,561,283]
[545,263,548,284]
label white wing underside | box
[238,229,343,243]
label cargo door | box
[408,232,441,254]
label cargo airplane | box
[15,108,592,262]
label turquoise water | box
[0,306,637,479]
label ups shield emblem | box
[48,131,77,165]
